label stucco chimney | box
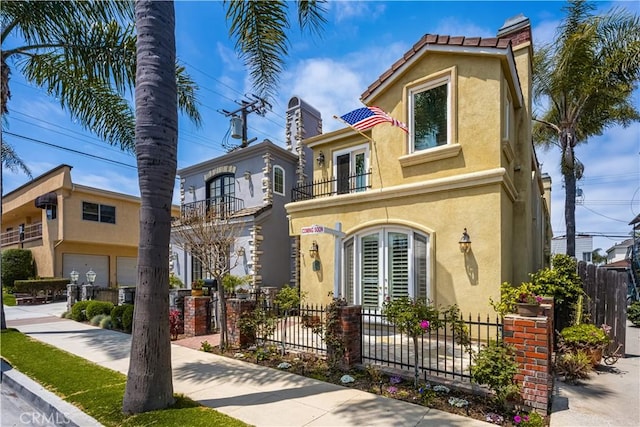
[497,14,532,48]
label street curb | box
[1,359,103,427]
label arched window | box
[273,166,285,196]
[342,227,429,310]
[206,173,235,214]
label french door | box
[344,228,428,311]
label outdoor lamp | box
[86,269,97,285]
[458,228,471,253]
[316,151,325,167]
[309,240,319,258]
[70,270,79,284]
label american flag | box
[340,106,408,133]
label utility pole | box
[221,95,271,150]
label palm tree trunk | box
[122,0,176,414]
[562,135,577,258]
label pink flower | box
[514,415,522,424]
[420,320,430,330]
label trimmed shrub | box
[90,314,108,326]
[1,249,35,290]
[71,300,91,322]
[122,304,135,333]
[14,278,68,296]
[99,316,113,329]
[86,301,114,319]
[110,304,131,331]
[629,302,640,327]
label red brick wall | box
[226,299,257,348]
[503,312,553,414]
[184,296,210,337]
[328,305,362,370]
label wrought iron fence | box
[361,309,503,381]
[180,196,245,220]
[263,303,327,354]
[291,171,372,202]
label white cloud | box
[330,1,386,23]
[74,169,140,197]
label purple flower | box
[420,320,430,330]
[514,415,522,424]
[390,376,402,385]
[387,386,398,394]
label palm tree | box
[533,0,640,257]
[122,0,326,414]
[1,0,200,164]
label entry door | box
[336,154,350,194]
[359,230,410,310]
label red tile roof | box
[361,34,512,101]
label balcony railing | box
[291,170,372,202]
[180,196,245,220]
[0,222,43,247]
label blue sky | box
[2,0,639,253]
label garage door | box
[63,254,109,287]
[117,257,137,286]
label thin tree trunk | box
[563,138,577,258]
[122,0,176,414]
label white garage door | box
[63,254,109,287]
[117,257,137,286]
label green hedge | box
[1,249,35,289]
[71,301,91,322]
[111,304,134,332]
[14,278,68,296]
[122,304,135,333]
[86,301,115,319]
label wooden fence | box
[577,261,627,355]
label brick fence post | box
[184,296,210,337]
[226,299,257,349]
[328,305,362,370]
[503,313,553,414]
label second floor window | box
[411,77,449,152]
[208,174,235,201]
[334,143,370,195]
[83,202,116,224]
[273,166,285,196]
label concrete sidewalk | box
[3,303,488,427]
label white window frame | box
[332,143,370,194]
[273,165,285,196]
[409,75,451,153]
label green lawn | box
[3,287,16,306]
[0,329,250,427]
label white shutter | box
[388,232,409,299]
[361,234,379,310]
[344,238,355,304]
[414,233,428,300]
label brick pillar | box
[184,296,210,337]
[328,305,362,370]
[503,314,553,414]
[226,299,257,348]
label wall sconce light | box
[237,247,246,257]
[188,185,195,194]
[309,240,319,258]
[316,151,325,167]
[458,228,472,253]
[244,171,251,180]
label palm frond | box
[1,139,31,177]
[22,52,135,151]
[225,0,289,100]
[176,63,202,127]
[296,0,327,36]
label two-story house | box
[171,97,322,289]
[1,164,168,287]
[285,15,552,315]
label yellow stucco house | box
[1,164,178,287]
[286,15,552,315]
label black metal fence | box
[291,171,372,201]
[262,304,327,354]
[361,309,503,381]
[180,195,245,219]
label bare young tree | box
[171,204,244,349]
